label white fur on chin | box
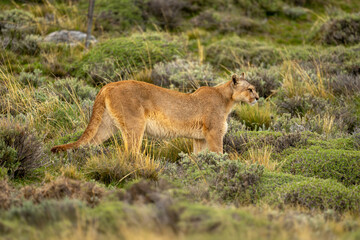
[250,100,257,106]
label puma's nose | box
[255,96,259,100]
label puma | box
[51,73,259,154]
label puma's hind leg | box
[89,108,119,145]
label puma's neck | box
[215,81,236,114]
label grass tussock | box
[84,147,161,185]
[281,61,333,99]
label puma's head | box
[231,73,259,105]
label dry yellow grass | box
[281,61,333,99]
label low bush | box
[206,36,282,70]
[94,0,144,33]
[267,178,360,212]
[19,69,47,87]
[22,177,104,207]
[52,77,97,103]
[328,74,360,96]
[0,120,45,179]
[224,130,306,154]
[76,32,186,85]
[8,199,83,227]
[281,147,360,186]
[312,14,360,45]
[147,0,187,30]
[173,151,264,203]
[0,9,37,37]
[151,58,217,92]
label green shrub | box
[8,199,83,227]
[313,14,360,45]
[0,9,37,37]
[224,130,306,154]
[0,120,45,179]
[281,147,360,186]
[206,36,282,70]
[175,151,264,203]
[267,178,360,212]
[52,77,97,103]
[151,58,217,92]
[19,69,47,87]
[76,32,186,85]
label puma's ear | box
[232,74,238,85]
[240,72,245,78]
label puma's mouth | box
[250,99,257,106]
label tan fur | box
[51,73,259,154]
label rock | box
[43,30,97,45]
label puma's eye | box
[248,89,253,92]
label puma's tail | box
[51,90,106,153]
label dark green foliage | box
[146,0,187,30]
[176,152,264,203]
[0,120,45,179]
[281,147,360,186]
[314,14,360,45]
[269,178,360,212]
[52,77,97,103]
[94,0,144,33]
[76,32,186,85]
[277,95,328,117]
[328,74,360,96]
[206,36,282,70]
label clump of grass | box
[150,137,193,162]
[233,101,274,130]
[84,147,161,185]
[281,61,333,99]
[246,145,275,170]
[0,120,46,179]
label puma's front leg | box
[193,139,207,154]
[204,130,223,154]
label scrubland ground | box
[1,0,360,239]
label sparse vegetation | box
[1,0,360,238]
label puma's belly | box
[145,118,204,139]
